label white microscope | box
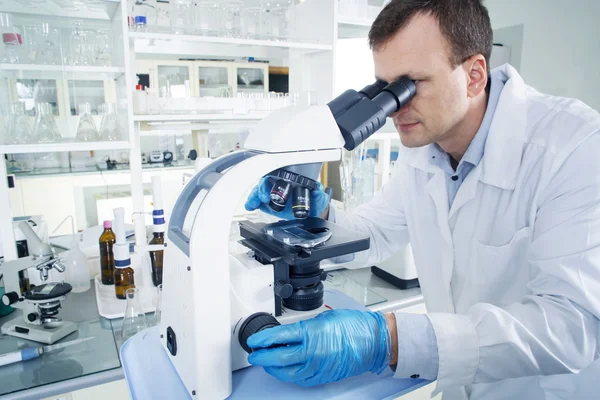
[1,221,76,344]
[160,77,416,399]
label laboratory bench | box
[0,269,424,400]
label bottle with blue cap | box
[148,176,165,287]
[132,0,148,32]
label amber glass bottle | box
[149,232,164,286]
[99,221,116,285]
[114,266,135,300]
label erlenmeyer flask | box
[5,102,33,145]
[121,288,149,340]
[75,103,100,142]
[99,103,121,141]
[34,102,61,143]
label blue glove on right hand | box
[244,177,330,219]
[247,309,392,387]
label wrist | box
[385,313,398,366]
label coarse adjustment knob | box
[238,312,281,354]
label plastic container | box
[64,235,91,293]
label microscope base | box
[1,319,77,344]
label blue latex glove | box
[244,176,330,219]
[247,309,391,387]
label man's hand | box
[247,309,392,387]
[244,177,331,220]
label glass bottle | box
[99,103,121,141]
[75,103,100,142]
[149,231,164,286]
[153,283,163,326]
[121,288,148,340]
[22,25,39,63]
[70,20,87,65]
[99,220,116,285]
[6,102,33,145]
[114,265,135,300]
[0,13,21,63]
[33,102,61,143]
[170,0,192,35]
[37,23,61,65]
[94,29,112,67]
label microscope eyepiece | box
[328,76,417,151]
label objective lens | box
[269,180,291,212]
[292,186,310,219]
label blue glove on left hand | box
[247,309,391,387]
[244,176,330,220]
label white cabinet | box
[136,59,269,98]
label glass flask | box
[75,103,100,142]
[222,1,243,38]
[153,284,163,326]
[70,20,88,65]
[121,288,149,340]
[94,29,112,66]
[22,25,39,63]
[194,1,221,37]
[37,23,61,65]
[99,103,121,141]
[6,102,33,145]
[33,102,61,143]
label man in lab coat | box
[244,0,600,398]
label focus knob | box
[27,313,37,322]
[238,312,281,354]
[274,281,293,299]
[2,291,19,306]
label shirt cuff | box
[427,313,479,391]
[393,312,439,381]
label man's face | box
[373,13,471,148]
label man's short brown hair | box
[369,0,494,72]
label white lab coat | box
[333,64,600,399]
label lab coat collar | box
[399,64,527,190]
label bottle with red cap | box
[133,84,147,114]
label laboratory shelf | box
[0,0,120,20]
[0,64,126,80]
[130,32,333,58]
[133,112,270,123]
[0,140,130,154]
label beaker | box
[6,102,33,145]
[121,288,149,340]
[99,103,121,141]
[33,102,61,143]
[75,103,100,142]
